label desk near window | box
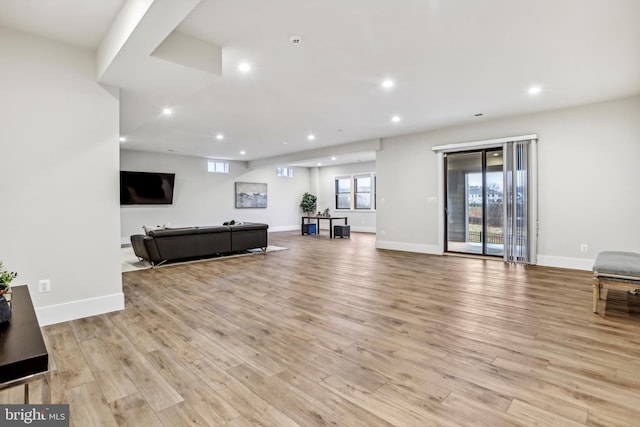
[0,285,50,403]
[301,216,348,238]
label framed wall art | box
[235,182,267,208]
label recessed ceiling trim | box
[248,138,380,169]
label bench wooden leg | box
[592,275,601,313]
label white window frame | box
[276,167,294,177]
[334,172,376,211]
[354,174,373,210]
[208,160,229,174]
[335,176,352,210]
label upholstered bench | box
[334,224,350,238]
[592,251,640,313]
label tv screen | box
[120,171,175,205]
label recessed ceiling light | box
[119,136,126,142]
[162,108,172,115]
[317,162,322,166]
[391,115,401,123]
[283,142,288,145]
[307,134,315,141]
[215,133,224,140]
[381,79,395,89]
[528,86,542,95]
[331,156,337,161]
[238,62,251,72]
[240,150,246,155]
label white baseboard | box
[536,255,594,271]
[36,292,125,326]
[350,226,376,233]
[372,245,593,271]
[376,240,442,255]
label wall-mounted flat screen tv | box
[120,171,175,205]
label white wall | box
[0,27,123,325]
[316,162,377,233]
[377,95,640,270]
[377,136,440,254]
[120,150,311,241]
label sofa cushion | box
[230,223,268,252]
[197,226,231,234]
[148,227,198,238]
[229,223,268,232]
[197,230,232,255]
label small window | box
[355,175,371,209]
[208,160,229,174]
[334,173,376,210]
[335,177,351,209]
[276,167,294,177]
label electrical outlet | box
[38,279,51,293]
[580,244,588,253]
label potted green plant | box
[0,260,17,295]
[299,192,317,217]
[0,261,17,320]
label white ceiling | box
[2,0,640,167]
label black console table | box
[301,216,348,238]
[0,285,50,403]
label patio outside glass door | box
[445,149,504,256]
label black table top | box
[0,285,48,384]
[301,216,348,220]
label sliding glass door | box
[445,149,504,256]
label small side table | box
[0,285,50,403]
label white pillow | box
[143,224,166,235]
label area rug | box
[121,245,288,273]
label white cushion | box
[143,224,165,235]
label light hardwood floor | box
[4,231,640,426]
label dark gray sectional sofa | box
[130,223,268,266]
